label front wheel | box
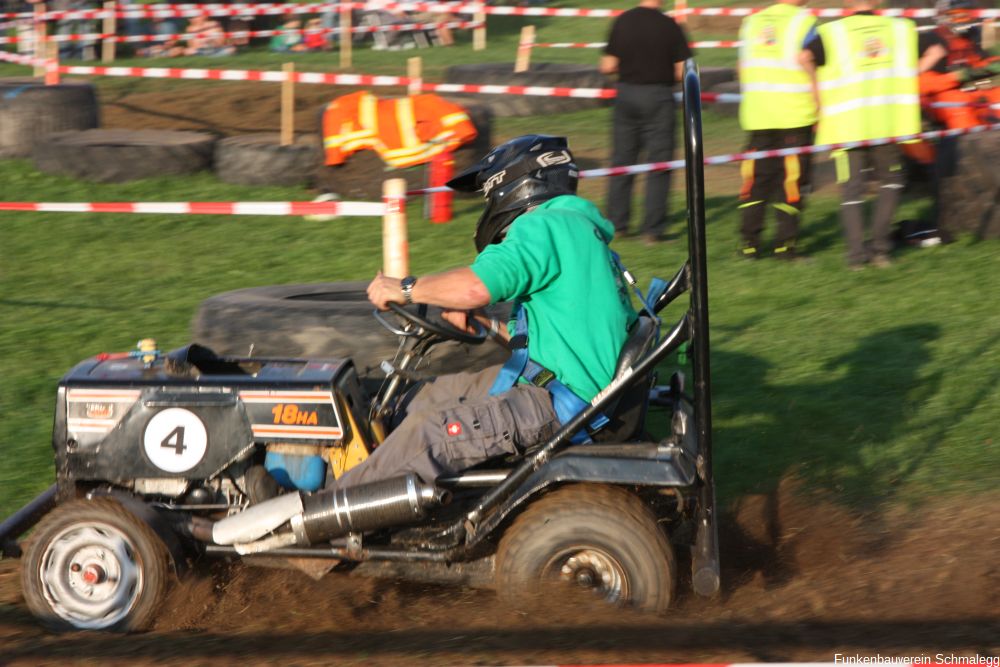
[21,498,170,632]
[495,484,676,613]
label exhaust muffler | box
[211,473,449,548]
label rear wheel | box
[21,498,170,632]
[495,484,675,613]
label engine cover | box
[53,343,368,488]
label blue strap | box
[488,305,606,443]
[489,303,528,397]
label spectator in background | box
[914,0,1000,240]
[302,18,330,51]
[139,16,182,57]
[600,0,691,245]
[183,14,234,56]
[800,0,921,269]
[270,18,304,52]
[736,0,817,260]
[54,0,98,60]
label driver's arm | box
[367,267,491,311]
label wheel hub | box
[81,563,107,585]
[557,549,627,603]
[39,523,142,629]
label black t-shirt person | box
[604,6,692,86]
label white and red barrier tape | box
[2,124,997,215]
[5,3,1000,22]
[4,50,996,110]
[531,40,741,49]
[3,119,994,213]
[407,122,1000,195]
[0,21,482,45]
[0,201,386,216]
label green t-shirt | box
[471,195,637,402]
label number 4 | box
[161,426,186,455]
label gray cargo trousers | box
[332,364,558,489]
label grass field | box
[1,2,998,520]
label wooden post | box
[281,62,295,146]
[33,3,46,78]
[101,1,116,63]
[407,56,421,97]
[514,25,534,73]
[339,4,352,69]
[473,9,486,51]
[45,40,59,84]
[382,178,409,278]
[983,20,997,49]
[674,0,687,24]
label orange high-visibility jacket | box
[919,27,999,129]
[322,92,477,168]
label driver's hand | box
[441,309,475,333]
[367,271,404,311]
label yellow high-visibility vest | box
[815,15,921,146]
[738,3,817,130]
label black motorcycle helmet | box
[447,135,579,252]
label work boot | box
[772,242,799,260]
[739,242,759,260]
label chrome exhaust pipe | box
[293,474,450,545]
[212,491,304,546]
[208,474,449,549]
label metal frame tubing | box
[682,58,721,598]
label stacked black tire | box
[939,132,1000,239]
[33,129,217,183]
[215,133,323,187]
[0,78,99,157]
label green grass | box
[1,1,998,520]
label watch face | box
[401,276,417,303]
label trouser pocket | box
[502,384,559,449]
[431,399,517,472]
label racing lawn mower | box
[0,60,721,632]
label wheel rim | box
[545,547,629,604]
[37,522,143,629]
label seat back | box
[592,315,659,443]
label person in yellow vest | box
[737,0,818,260]
[799,0,921,269]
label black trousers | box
[738,126,814,249]
[607,82,677,238]
[836,144,904,265]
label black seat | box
[592,314,659,443]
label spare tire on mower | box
[190,282,511,380]
[32,129,216,183]
[443,63,610,117]
[0,78,99,157]
[215,133,322,187]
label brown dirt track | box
[1,480,997,666]
[1,82,996,665]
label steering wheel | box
[379,302,488,345]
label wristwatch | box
[400,275,418,304]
